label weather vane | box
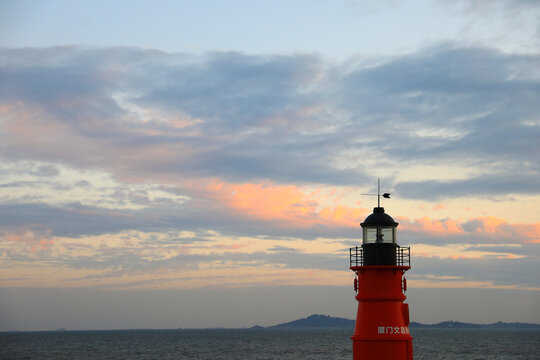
[361,178,390,207]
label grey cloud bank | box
[1,44,538,193]
[1,43,539,329]
[1,286,538,331]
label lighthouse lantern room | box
[349,182,413,359]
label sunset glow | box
[1,0,539,330]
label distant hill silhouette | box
[410,320,540,329]
[265,315,540,329]
[268,314,354,328]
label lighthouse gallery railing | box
[349,246,410,267]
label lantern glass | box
[363,226,396,244]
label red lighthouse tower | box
[349,190,413,359]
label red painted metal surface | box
[351,265,413,360]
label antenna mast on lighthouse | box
[361,177,391,208]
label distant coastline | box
[261,314,540,329]
[3,314,540,332]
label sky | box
[0,0,539,331]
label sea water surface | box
[1,328,539,359]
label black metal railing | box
[397,246,410,267]
[349,246,410,267]
[349,246,364,267]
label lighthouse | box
[349,188,413,359]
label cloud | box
[2,45,537,196]
[398,216,540,245]
[338,46,540,168]
[395,174,540,200]
[450,0,540,14]
[134,51,325,129]
[0,202,153,237]
[2,224,537,290]
[410,251,540,289]
[1,44,539,294]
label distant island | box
[260,314,540,329]
[410,320,540,329]
[267,314,354,328]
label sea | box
[1,328,539,360]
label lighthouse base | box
[351,265,413,360]
[352,336,413,360]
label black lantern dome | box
[360,207,399,265]
[361,207,398,227]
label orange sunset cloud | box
[203,181,368,227]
